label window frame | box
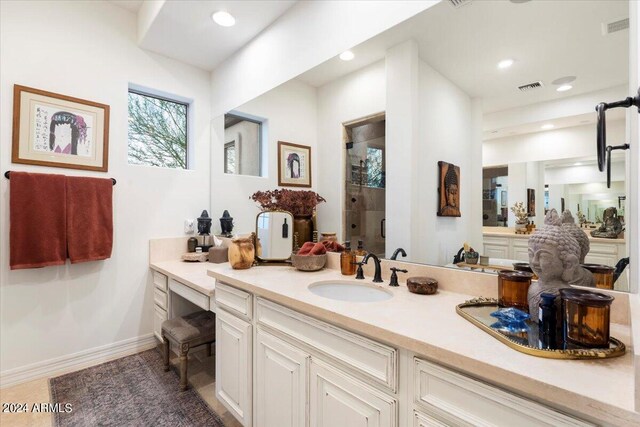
[224,111,267,177]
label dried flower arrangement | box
[510,201,528,224]
[250,189,326,217]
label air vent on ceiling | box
[602,18,629,35]
[448,0,473,8]
[517,81,544,92]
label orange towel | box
[297,242,316,255]
[10,172,67,270]
[66,176,113,263]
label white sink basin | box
[308,280,393,302]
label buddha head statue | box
[561,210,590,264]
[528,209,581,283]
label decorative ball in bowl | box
[406,277,438,295]
[290,252,327,272]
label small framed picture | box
[12,85,110,172]
[527,188,536,217]
[278,141,311,187]
[437,161,461,217]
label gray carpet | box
[50,349,224,427]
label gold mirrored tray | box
[456,297,626,360]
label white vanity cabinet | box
[216,307,253,426]
[152,271,168,341]
[255,329,308,427]
[309,359,398,427]
[214,280,593,427]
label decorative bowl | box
[406,277,438,295]
[291,252,327,272]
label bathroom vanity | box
[207,259,638,427]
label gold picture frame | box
[278,141,311,188]
[12,85,110,172]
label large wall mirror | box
[213,0,633,292]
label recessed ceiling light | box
[551,76,576,85]
[497,59,514,69]
[339,51,354,61]
[212,11,235,27]
[541,124,554,130]
[557,84,573,92]
[574,162,582,166]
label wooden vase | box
[228,236,255,269]
[293,215,314,246]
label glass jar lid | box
[498,270,533,281]
[559,288,614,307]
[581,263,615,274]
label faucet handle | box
[353,261,365,280]
[389,267,408,287]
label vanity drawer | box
[153,270,168,291]
[257,298,397,392]
[588,242,618,255]
[169,278,210,310]
[483,237,509,246]
[215,281,252,320]
[154,287,168,310]
[413,358,594,427]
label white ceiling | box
[297,0,629,114]
[482,109,626,141]
[138,0,297,71]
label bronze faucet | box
[390,248,406,260]
[362,253,383,283]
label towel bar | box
[4,171,116,185]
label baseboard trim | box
[0,334,158,389]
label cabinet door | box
[216,309,252,426]
[483,244,509,260]
[256,329,309,427]
[310,359,397,427]
[512,246,530,262]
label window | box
[128,89,188,169]
[224,141,236,174]
[366,147,384,188]
[224,112,264,176]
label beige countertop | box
[483,226,626,243]
[150,259,216,296]
[207,263,638,426]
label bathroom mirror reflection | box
[213,0,632,292]
[256,211,294,261]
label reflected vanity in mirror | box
[214,0,634,292]
[255,211,294,262]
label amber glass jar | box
[582,264,615,290]
[340,241,356,275]
[498,270,533,311]
[560,288,614,347]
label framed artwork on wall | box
[12,85,110,172]
[278,141,311,187]
[437,161,461,217]
[527,188,536,217]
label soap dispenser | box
[341,241,356,275]
[354,240,367,256]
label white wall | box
[0,1,211,378]
[545,161,626,185]
[483,120,626,167]
[211,79,318,235]
[224,120,260,176]
[210,1,438,117]
[316,61,387,239]
[416,58,477,265]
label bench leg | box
[162,335,170,372]
[179,343,189,391]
